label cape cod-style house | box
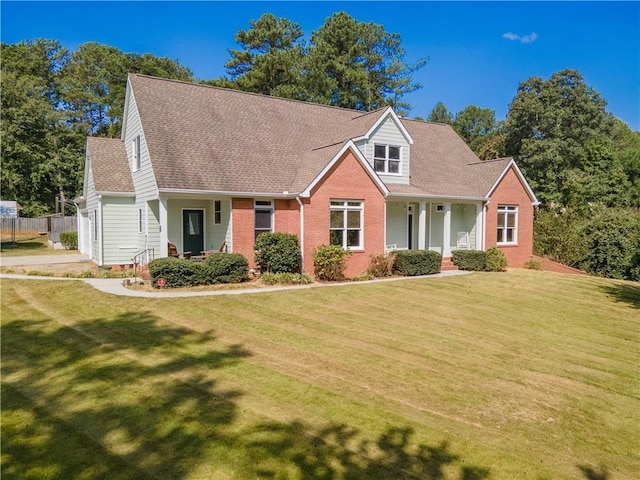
[76,74,539,276]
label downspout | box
[482,201,488,251]
[296,196,305,273]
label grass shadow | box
[600,282,640,309]
[3,310,491,479]
[578,464,609,480]
[2,311,249,479]
[242,421,491,479]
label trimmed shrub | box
[254,232,301,273]
[59,231,78,250]
[260,272,313,285]
[148,257,200,288]
[313,245,351,281]
[451,250,487,271]
[204,253,249,284]
[393,250,442,276]
[524,257,544,270]
[367,253,395,278]
[148,253,248,288]
[486,247,508,272]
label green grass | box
[2,270,638,479]
[0,236,77,257]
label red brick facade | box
[485,166,535,267]
[304,149,386,277]
[230,148,385,277]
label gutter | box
[388,193,490,202]
[296,196,305,273]
[158,188,301,199]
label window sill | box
[496,243,518,247]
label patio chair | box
[168,242,191,259]
[456,232,470,250]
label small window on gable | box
[373,144,401,175]
[214,200,222,224]
[133,135,141,171]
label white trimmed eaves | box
[95,191,136,197]
[158,188,296,198]
[388,193,489,202]
[352,107,414,145]
[486,158,540,206]
[120,76,132,141]
[301,141,390,198]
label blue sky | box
[2,1,639,130]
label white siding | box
[385,202,409,249]
[83,161,101,263]
[102,197,138,265]
[358,116,410,185]
[146,200,161,259]
[123,89,158,202]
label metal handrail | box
[132,248,155,267]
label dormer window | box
[132,135,141,171]
[374,144,400,174]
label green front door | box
[183,210,204,254]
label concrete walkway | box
[0,253,90,267]
[1,269,469,298]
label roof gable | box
[353,107,414,145]
[485,158,540,205]
[301,141,389,197]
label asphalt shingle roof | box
[87,137,133,193]
[102,74,518,199]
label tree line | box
[1,12,638,279]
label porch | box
[385,200,485,257]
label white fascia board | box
[352,107,414,145]
[95,191,136,197]
[387,193,489,202]
[120,76,132,141]
[158,188,297,198]
[82,146,91,197]
[301,141,390,198]
[486,158,540,206]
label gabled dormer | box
[353,107,413,185]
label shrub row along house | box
[76,74,539,277]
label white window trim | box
[132,135,141,172]
[373,143,402,176]
[330,199,364,250]
[497,205,518,245]
[254,200,273,240]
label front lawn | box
[2,270,638,479]
[0,236,77,257]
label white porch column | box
[475,203,483,250]
[418,202,427,250]
[443,203,452,257]
[159,196,168,258]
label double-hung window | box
[138,208,143,234]
[330,200,363,249]
[254,200,273,240]
[373,144,401,174]
[133,135,141,171]
[214,200,222,224]
[497,205,518,244]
